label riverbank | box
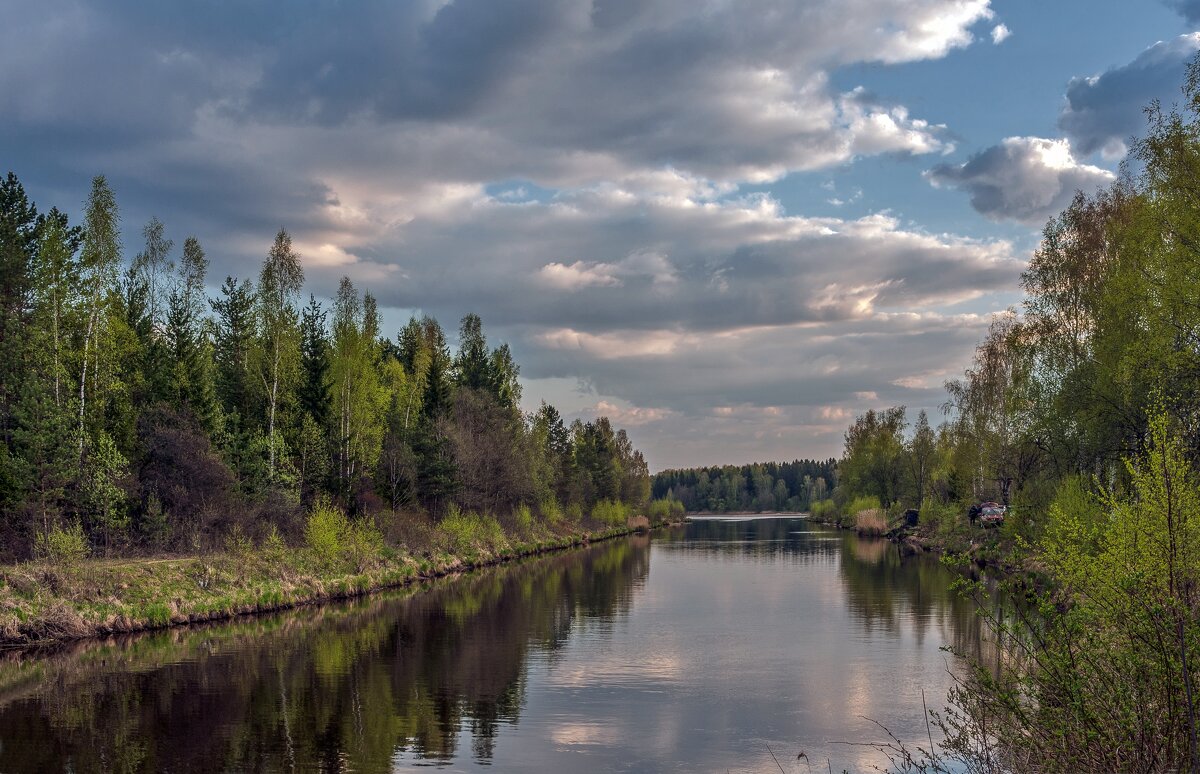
[804,507,1036,579]
[0,518,679,648]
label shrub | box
[262,525,288,565]
[344,516,384,571]
[514,503,533,532]
[35,521,90,566]
[846,494,882,514]
[305,498,349,567]
[591,499,629,526]
[809,499,835,520]
[439,505,507,555]
[539,498,563,525]
[224,524,254,559]
[647,497,685,523]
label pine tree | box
[165,237,216,429]
[0,173,39,448]
[211,276,256,430]
[455,313,491,390]
[299,294,331,427]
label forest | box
[0,173,654,562]
[651,458,836,513]
[821,62,1200,771]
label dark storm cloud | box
[925,137,1113,224]
[1059,33,1200,157]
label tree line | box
[651,458,836,513]
[0,173,651,559]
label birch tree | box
[76,176,122,458]
[256,229,303,480]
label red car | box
[979,502,1006,527]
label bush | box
[344,516,384,571]
[647,497,685,523]
[305,498,350,567]
[590,499,629,526]
[439,505,507,556]
[809,499,836,520]
[845,494,882,514]
[35,521,90,566]
[262,525,288,565]
[513,503,533,532]
[224,524,254,559]
[539,498,563,525]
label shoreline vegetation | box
[0,501,685,648]
[0,170,687,650]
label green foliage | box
[305,498,350,567]
[935,411,1200,772]
[343,516,384,572]
[921,500,968,545]
[439,505,506,555]
[223,524,254,560]
[845,494,881,515]
[35,521,89,566]
[539,498,563,525]
[1041,474,1104,567]
[262,525,288,565]
[809,498,835,519]
[513,503,533,532]
[647,497,684,522]
[590,499,629,526]
[841,407,907,507]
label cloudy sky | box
[3,0,1197,469]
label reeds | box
[853,508,887,536]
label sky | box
[3,0,1198,470]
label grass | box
[853,508,888,536]
[0,505,678,647]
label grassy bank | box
[0,510,679,647]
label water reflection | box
[2,520,1004,773]
[0,537,648,773]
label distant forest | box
[0,173,652,560]
[651,459,836,513]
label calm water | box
[3,517,999,773]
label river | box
[3,516,999,773]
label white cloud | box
[1059,33,1200,157]
[926,137,1114,224]
[538,261,624,291]
[990,24,1010,44]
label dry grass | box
[854,508,888,536]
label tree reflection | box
[836,531,1007,674]
[0,536,649,773]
